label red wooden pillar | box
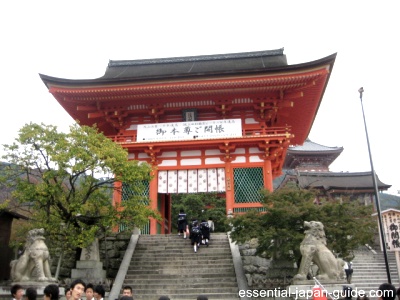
[112,181,123,233]
[113,181,122,206]
[264,159,274,192]
[225,161,234,215]
[167,194,172,234]
[149,169,159,235]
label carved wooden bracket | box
[144,146,161,166]
[148,104,164,122]
[219,142,236,162]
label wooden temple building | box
[275,138,391,205]
[40,48,337,234]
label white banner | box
[137,119,242,142]
[381,209,400,251]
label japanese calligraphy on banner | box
[380,209,400,251]
[137,119,242,142]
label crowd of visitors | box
[10,281,209,300]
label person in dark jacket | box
[25,288,36,300]
[190,219,202,253]
[177,209,188,239]
[43,284,59,300]
[200,219,210,246]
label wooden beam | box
[88,112,105,119]
[77,105,97,111]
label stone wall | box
[49,232,131,286]
[238,238,297,290]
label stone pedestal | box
[70,238,106,284]
[71,261,107,283]
[287,280,354,300]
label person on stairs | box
[177,209,188,239]
[344,261,353,284]
[200,219,210,246]
[207,217,215,235]
[190,219,202,253]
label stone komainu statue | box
[10,228,57,282]
[294,221,344,281]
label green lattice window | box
[233,167,264,203]
[234,207,267,213]
[142,220,150,235]
[119,181,150,233]
[122,181,150,203]
[119,220,150,234]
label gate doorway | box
[157,192,227,235]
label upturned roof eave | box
[286,148,344,155]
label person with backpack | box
[344,261,353,283]
[200,219,210,246]
[177,209,188,239]
[190,219,202,253]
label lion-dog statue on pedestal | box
[294,221,344,281]
[10,228,57,282]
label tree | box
[171,193,228,232]
[229,186,376,262]
[0,122,160,251]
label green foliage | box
[1,122,160,250]
[0,199,9,210]
[229,186,375,262]
[171,193,228,232]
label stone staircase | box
[351,249,399,296]
[123,233,240,300]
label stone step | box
[134,244,229,249]
[132,293,239,300]
[131,281,239,289]
[134,244,228,249]
[125,273,236,280]
[133,251,231,255]
[136,239,228,244]
[127,276,237,284]
[138,234,227,241]
[127,267,235,275]
[353,262,397,265]
[121,233,239,300]
[128,263,234,269]
[132,286,239,295]
[129,256,232,262]
[128,260,234,267]
[352,278,398,283]
[132,250,231,255]
[131,254,232,260]
[350,249,400,297]
[133,237,229,244]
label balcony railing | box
[110,125,291,144]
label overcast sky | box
[1,1,399,194]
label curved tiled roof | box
[285,171,391,191]
[288,138,343,153]
[284,139,343,170]
[102,49,287,80]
